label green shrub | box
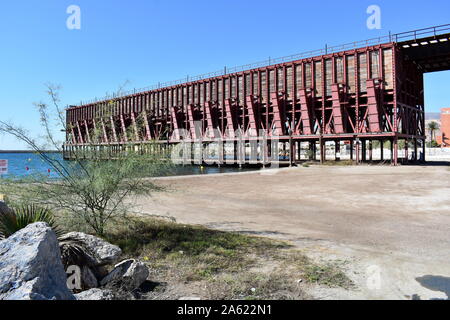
[0,204,61,239]
[426,140,440,148]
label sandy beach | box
[133,164,450,300]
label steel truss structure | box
[64,25,450,166]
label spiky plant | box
[59,237,95,269]
[0,204,62,239]
[0,208,17,240]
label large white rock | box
[74,288,116,300]
[0,223,75,300]
[100,259,149,291]
[59,232,122,266]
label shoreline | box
[153,166,293,180]
[0,150,60,154]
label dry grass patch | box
[102,216,354,299]
[322,160,354,166]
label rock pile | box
[0,223,150,300]
[0,223,75,300]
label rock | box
[100,259,149,291]
[0,201,13,215]
[74,288,116,300]
[74,288,134,300]
[81,266,98,290]
[59,232,122,266]
[0,223,75,300]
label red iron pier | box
[64,24,450,166]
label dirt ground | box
[134,164,450,300]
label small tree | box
[0,84,170,236]
[427,121,440,144]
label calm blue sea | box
[0,153,62,178]
[0,152,257,178]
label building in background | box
[437,108,450,147]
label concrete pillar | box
[390,139,394,163]
[289,138,295,166]
[250,139,258,164]
[405,139,409,164]
[319,137,325,164]
[238,136,245,168]
[350,140,354,161]
[422,139,426,163]
[356,141,360,164]
[219,139,224,166]
[335,140,341,161]
[393,137,398,166]
[362,140,366,162]
[262,135,268,167]
[311,141,316,161]
[414,138,418,162]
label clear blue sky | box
[0,0,449,149]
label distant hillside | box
[425,113,440,120]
